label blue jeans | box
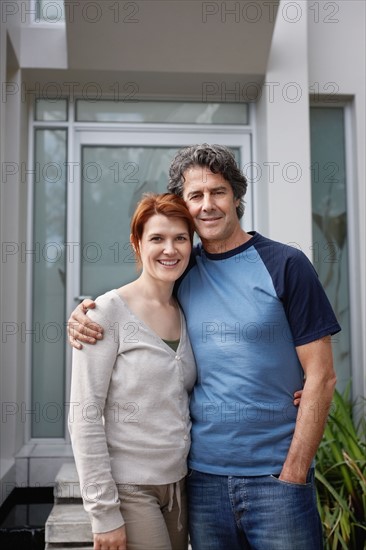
[187,469,323,550]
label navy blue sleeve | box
[282,251,341,345]
[256,238,341,346]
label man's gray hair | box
[167,144,248,219]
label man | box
[69,144,340,549]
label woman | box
[69,193,196,550]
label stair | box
[45,463,192,549]
[45,463,93,549]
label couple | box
[68,144,341,550]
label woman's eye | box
[176,236,187,241]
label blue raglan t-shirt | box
[176,232,341,476]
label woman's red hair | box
[130,193,195,262]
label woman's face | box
[138,214,192,284]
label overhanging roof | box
[65,0,279,95]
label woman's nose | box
[163,240,176,254]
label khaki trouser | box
[117,477,188,550]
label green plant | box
[315,386,366,550]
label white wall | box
[0,13,29,504]
[0,5,12,505]
[308,0,366,402]
[3,0,67,69]
[256,1,312,254]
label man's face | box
[182,166,241,249]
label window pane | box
[81,146,180,296]
[36,0,65,22]
[35,99,68,121]
[310,107,351,391]
[80,145,240,298]
[76,101,248,125]
[32,129,67,437]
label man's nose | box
[202,193,214,211]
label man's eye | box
[190,195,201,201]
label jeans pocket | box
[269,474,312,488]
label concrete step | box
[45,503,93,545]
[48,463,192,549]
[54,462,82,503]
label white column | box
[256,1,312,257]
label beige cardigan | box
[69,290,196,533]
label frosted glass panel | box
[80,146,240,297]
[81,147,180,297]
[35,99,68,121]
[76,101,248,125]
[310,107,350,390]
[32,129,67,437]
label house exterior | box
[0,0,365,503]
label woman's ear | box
[130,234,137,253]
[130,235,141,269]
